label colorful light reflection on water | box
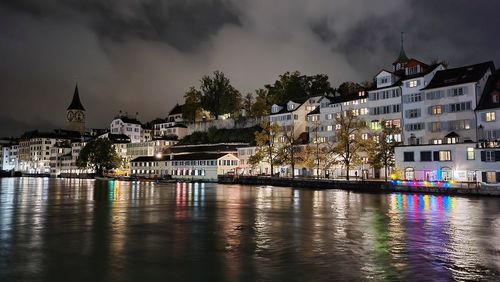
[0,178,498,281]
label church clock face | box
[75,111,85,121]
[67,111,74,121]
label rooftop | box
[423,61,495,90]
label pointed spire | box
[67,83,85,111]
[396,32,409,63]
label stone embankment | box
[218,176,500,197]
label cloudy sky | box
[1,0,499,137]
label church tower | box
[66,84,86,133]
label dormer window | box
[271,105,280,113]
[288,104,295,111]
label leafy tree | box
[251,88,271,117]
[275,122,303,179]
[368,120,401,181]
[336,81,363,96]
[77,138,121,176]
[242,93,254,117]
[251,121,281,176]
[200,70,241,119]
[325,111,368,181]
[183,86,203,122]
[265,71,333,104]
[304,120,327,179]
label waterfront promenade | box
[218,175,500,197]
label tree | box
[183,86,203,122]
[77,138,121,176]
[251,88,271,117]
[200,70,241,119]
[242,93,254,117]
[368,120,401,181]
[251,121,281,176]
[275,122,303,179]
[336,81,363,96]
[304,120,327,179]
[265,71,333,104]
[326,111,368,181]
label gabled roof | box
[116,117,142,125]
[131,155,171,162]
[328,90,368,104]
[445,131,460,138]
[21,129,82,141]
[168,104,184,116]
[67,84,85,111]
[476,68,500,111]
[270,96,311,115]
[422,61,495,90]
[171,153,235,161]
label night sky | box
[1,0,500,137]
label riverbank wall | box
[218,176,500,197]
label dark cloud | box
[1,0,500,137]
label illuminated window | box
[371,120,381,130]
[467,147,475,160]
[405,167,415,179]
[485,112,496,122]
[431,105,442,115]
[438,150,452,161]
[409,80,419,88]
[485,171,497,183]
[361,133,369,140]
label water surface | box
[0,178,499,281]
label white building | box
[130,152,240,181]
[170,153,239,181]
[110,115,143,143]
[395,64,500,183]
[408,62,494,145]
[270,96,322,139]
[153,122,188,140]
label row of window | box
[403,150,454,162]
[480,150,500,162]
[369,89,401,101]
[270,114,298,122]
[370,104,401,115]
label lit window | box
[466,148,475,160]
[485,112,496,122]
[409,80,418,88]
[485,171,497,183]
[361,133,369,140]
[370,120,381,130]
[431,105,442,115]
[439,150,452,161]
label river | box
[0,177,499,281]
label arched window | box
[441,167,452,181]
[405,167,415,180]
